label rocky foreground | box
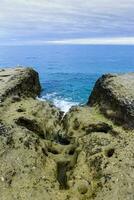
[0,67,134,200]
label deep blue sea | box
[0,45,134,111]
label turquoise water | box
[0,45,134,111]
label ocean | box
[0,45,134,112]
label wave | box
[38,92,79,113]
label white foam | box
[53,98,78,113]
[42,92,57,99]
[37,93,78,113]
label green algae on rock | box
[0,67,41,102]
[88,73,134,129]
[0,67,134,200]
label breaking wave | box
[38,92,79,113]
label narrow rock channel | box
[0,67,134,200]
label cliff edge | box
[0,67,133,200]
[0,67,41,101]
[88,73,134,129]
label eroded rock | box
[0,67,133,200]
[88,73,134,129]
[0,67,41,101]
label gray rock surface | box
[88,73,134,128]
[0,67,41,101]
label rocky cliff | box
[0,67,133,200]
[88,73,134,129]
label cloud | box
[0,0,134,44]
[46,37,134,45]
[2,37,134,46]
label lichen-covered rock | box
[0,67,65,200]
[0,67,41,101]
[62,73,134,200]
[0,67,134,200]
[88,73,134,128]
[63,105,134,200]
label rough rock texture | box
[63,106,134,200]
[88,73,134,129]
[0,67,41,101]
[0,68,134,200]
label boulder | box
[0,67,41,101]
[88,73,134,128]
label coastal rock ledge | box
[88,73,134,129]
[0,67,134,200]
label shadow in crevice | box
[55,133,71,145]
[57,161,69,190]
[15,117,45,138]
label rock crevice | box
[0,67,134,200]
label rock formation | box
[0,67,133,200]
[88,73,134,129]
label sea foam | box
[38,92,78,113]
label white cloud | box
[0,0,134,43]
[2,37,134,46]
[46,37,134,45]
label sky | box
[0,0,134,45]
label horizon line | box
[46,37,134,45]
[1,37,134,46]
